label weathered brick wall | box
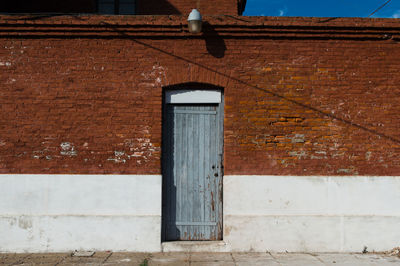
[224,39,400,175]
[0,37,163,174]
[137,0,240,15]
[0,0,95,13]
[0,16,399,175]
[1,0,241,15]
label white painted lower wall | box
[224,175,400,252]
[1,174,400,253]
[0,175,162,253]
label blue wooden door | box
[162,104,223,241]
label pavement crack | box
[230,252,237,266]
[268,251,282,265]
[306,252,325,264]
[101,252,113,264]
[54,254,69,266]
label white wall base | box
[1,215,160,253]
[2,174,400,253]
[0,175,162,253]
[224,175,400,252]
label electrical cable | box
[368,0,393,17]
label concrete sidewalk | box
[1,252,400,265]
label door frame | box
[161,85,224,242]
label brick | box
[0,16,399,176]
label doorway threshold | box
[162,241,230,252]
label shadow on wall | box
[136,0,181,15]
[161,100,179,241]
[130,39,400,145]
[203,22,227,58]
[3,18,398,147]
[164,82,224,92]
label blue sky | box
[243,0,400,18]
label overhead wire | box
[368,0,393,17]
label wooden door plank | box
[163,103,223,241]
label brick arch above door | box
[160,64,233,90]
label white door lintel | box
[165,90,221,104]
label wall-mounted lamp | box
[188,9,202,33]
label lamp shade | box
[187,9,202,33]
[188,9,202,21]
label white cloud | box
[392,10,400,18]
[278,7,287,16]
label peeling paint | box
[337,167,358,175]
[280,159,295,168]
[18,216,33,230]
[332,152,345,158]
[60,142,77,156]
[107,151,127,163]
[289,151,307,159]
[140,64,168,87]
[7,217,17,226]
[32,150,44,159]
[311,151,328,160]
[123,137,158,162]
[290,134,305,143]
[0,61,11,66]
[5,78,16,84]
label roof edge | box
[1,15,400,40]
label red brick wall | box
[137,0,239,15]
[0,0,240,15]
[0,16,399,175]
[0,0,95,13]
